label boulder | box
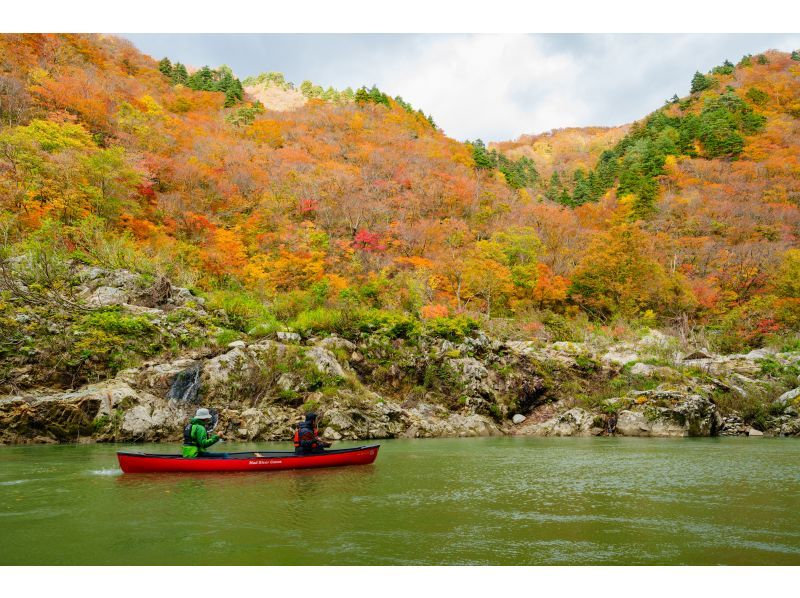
[512,414,526,424]
[305,346,346,378]
[322,400,408,440]
[203,346,251,387]
[0,386,107,442]
[118,358,199,397]
[719,415,748,436]
[601,347,639,366]
[615,393,719,437]
[86,286,129,307]
[234,407,296,441]
[203,341,287,389]
[684,350,712,361]
[615,411,689,437]
[629,363,679,379]
[639,329,671,349]
[446,413,503,437]
[748,428,764,437]
[318,336,356,352]
[119,392,185,440]
[276,331,301,343]
[524,408,600,437]
[447,357,491,398]
[775,387,800,410]
[550,341,587,354]
[743,348,775,360]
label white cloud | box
[351,34,589,141]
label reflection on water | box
[1,437,799,565]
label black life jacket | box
[294,421,318,449]
[183,422,198,446]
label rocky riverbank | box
[2,264,799,444]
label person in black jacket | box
[293,412,331,454]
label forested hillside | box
[1,34,799,364]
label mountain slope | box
[0,34,799,356]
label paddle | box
[209,408,224,443]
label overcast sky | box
[122,33,800,142]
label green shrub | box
[541,311,580,342]
[82,309,154,336]
[290,307,343,336]
[302,397,320,413]
[271,289,323,321]
[248,315,283,338]
[215,328,241,346]
[204,290,272,331]
[351,309,421,339]
[424,315,479,342]
[745,87,769,107]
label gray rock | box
[318,336,356,352]
[120,395,182,439]
[305,347,346,377]
[744,348,777,360]
[87,286,128,307]
[629,363,678,379]
[684,349,713,360]
[639,329,671,348]
[227,340,247,349]
[118,358,198,396]
[122,303,164,316]
[616,410,688,437]
[447,357,491,398]
[550,341,587,354]
[748,428,764,437]
[775,387,800,409]
[512,414,526,424]
[601,347,639,366]
[276,331,301,343]
[524,408,597,437]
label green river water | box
[1,437,799,565]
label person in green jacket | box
[182,408,223,458]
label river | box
[1,437,799,565]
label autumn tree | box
[568,223,689,319]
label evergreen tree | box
[572,169,590,205]
[545,171,563,203]
[690,71,713,94]
[792,50,800,61]
[354,86,370,104]
[712,60,734,75]
[172,63,188,85]
[368,85,390,106]
[187,66,215,91]
[158,57,173,78]
[469,140,495,170]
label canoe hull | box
[117,445,380,473]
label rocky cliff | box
[2,265,799,444]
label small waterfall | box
[167,363,202,404]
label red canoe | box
[117,445,380,473]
